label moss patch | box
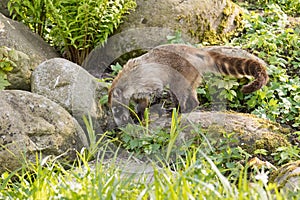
[176,0,244,44]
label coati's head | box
[109,88,133,126]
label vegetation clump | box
[8,0,136,65]
[0,47,15,90]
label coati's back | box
[150,44,269,93]
[109,44,269,126]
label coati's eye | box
[112,104,130,123]
[111,106,119,114]
[121,114,129,122]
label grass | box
[0,148,283,199]
[1,145,297,199]
[0,109,298,199]
[0,112,299,199]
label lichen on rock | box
[118,0,245,44]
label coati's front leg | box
[136,98,166,121]
[182,92,199,112]
[170,81,200,113]
[136,98,149,120]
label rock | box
[118,0,243,43]
[0,90,88,174]
[0,13,59,90]
[82,27,180,76]
[31,58,115,134]
[172,112,289,153]
[123,111,290,159]
[270,160,300,193]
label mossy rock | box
[118,0,244,44]
[149,111,291,157]
[270,160,300,193]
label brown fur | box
[108,44,268,126]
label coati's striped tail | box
[208,51,269,93]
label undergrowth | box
[1,139,297,199]
[193,3,300,130]
[8,0,136,65]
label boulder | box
[270,160,300,194]
[82,27,179,76]
[0,90,88,174]
[0,13,59,90]
[177,112,290,154]
[118,0,243,43]
[31,58,115,134]
[122,111,291,160]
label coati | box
[108,44,269,126]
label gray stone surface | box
[0,0,9,17]
[0,90,88,174]
[145,111,290,155]
[31,58,115,134]
[82,27,179,76]
[118,0,242,43]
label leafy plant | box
[8,0,136,65]
[110,62,123,76]
[196,73,245,110]
[234,0,300,16]
[272,146,300,165]
[8,0,49,37]
[119,123,170,156]
[0,58,14,90]
[1,146,292,199]
[166,108,181,161]
[117,108,185,160]
[0,103,297,199]
[229,4,300,128]
[82,115,109,160]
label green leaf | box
[0,73,10,90]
